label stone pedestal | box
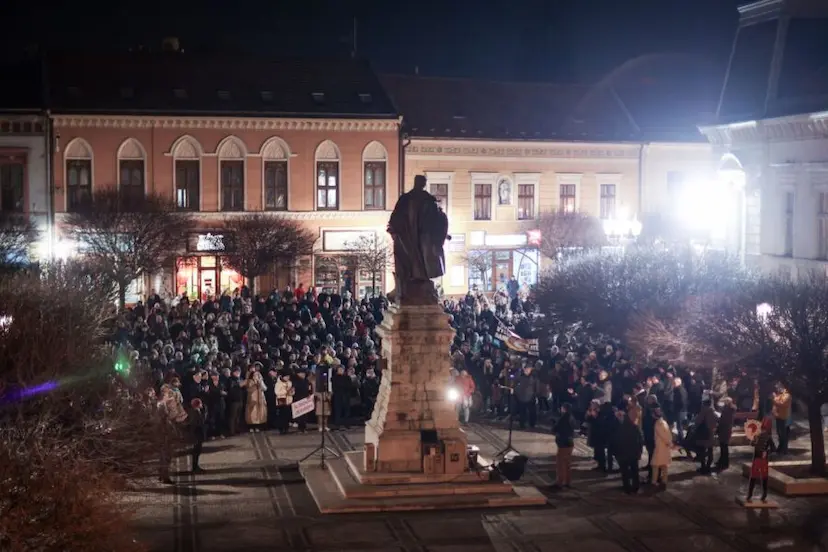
[300,302,546,514]
[364,303,466,473]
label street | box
[127,422,826,552]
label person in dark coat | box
[188,397,208,474]
[292,369,312,433]
[612,410,644,494]
[642,395,660,483]
[514,365,539,429]
[593,401,618,472]
[553,403,577,488]
[716,397,736,471]
[693,398,718,474]
[225,367,244,435]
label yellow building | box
[383,67,717,296]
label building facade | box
[698,0,828,278]
[384,71,718,295]
[45,53,401,301]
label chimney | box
[162,37,181,53]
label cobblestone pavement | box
[127,422,827,552]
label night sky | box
[2,0,744,83]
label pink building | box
[47,53,401,301]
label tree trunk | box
[247,275,255,297]
[117,283,127,311]
[372,273,376,298]
[808,398,826,476]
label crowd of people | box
[112,285,387,483]
[113,279,798,498]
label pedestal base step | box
[300,460,547,514]
[736,497,779,509]
[344,451,486,485]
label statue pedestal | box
[301,303,546,513]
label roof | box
[44,53,398,119]
[381,71,717,143]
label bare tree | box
[0,264,174,550]
[632,271,828,475]
[533,210,607,261]
[461,249,493,293]
[344,233,391,298]
[64,190,193,309]
[0,213,39,272]
[222,214,315,296]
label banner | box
[291,396,315,419]
[494,319,539,357]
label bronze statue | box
[387,175,449,305]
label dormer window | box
[173,88,187,99]
[217,90,231,101]
[311,92,325,104]
[358,93,372,104]
[261,90,273,102]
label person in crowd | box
[158,374,187,484]
[672,376,689,443]
[242,365,268,432]
[716,397,736,471]
[205,371,227,439]
[188,397,208,474]
[613,409,644,494]
[771,384,792,454]
[331,363,353,429]
[651,406,673,488]
[225,367,244,436]
[361,369,380,418]
[293,368,312,433]
[746,417,776,503]
[275,371,295,434]
[514,364,539,429]
[553,402,577,488]
[694,398,718,474]
[642,395,659,483]
[456,369,476,424]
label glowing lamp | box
[446,387,461,403]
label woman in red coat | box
[747,417,776,503]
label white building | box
[699,0,828,278]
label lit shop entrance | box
[175,255,244,301]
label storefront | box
[175,232,244,301]
[466,231,539,292]
[313,229,385,297]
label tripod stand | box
[300,390,339,470]
[495,387,520,459]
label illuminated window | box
[559,184,576,213]
[364,161,385,210]
[175,160,199,211]
[474,183,492,220]
[221,160,244,211]
[600,184,616,219]
[317,161,339,210]
[66,159,91,211]
[430,183,448,209]
[517,184,535,220]
[264,161,287,211]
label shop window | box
[317,161,339,210]
[364,161,385,210]
[559,184,576,213]
[264,160,288,211]
[119,159,144,204]
[467,250,493,291]
[221,160,244,211]
[66,159,92,212]
[474,183,492,220]
[0,157,24,212]
[175,160,200,211]
[517,184,534,220]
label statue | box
[387,175,449,305]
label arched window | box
[217,136,247,211]
[362,141,387,210]
[261,137,290,211]
[171,135,202,211]
[117,138,146,204]
[64,138,93,212]
[315,140,340,210]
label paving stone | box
[639,534,739,552]
[305,521,398,547]
[406,516,493,541]
[503,512,599,536]
[196,526,289,550]
[425,545,496,552]
[534,538,629,552]
[609,510,699,533]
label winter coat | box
[159,384,188,423]
[514,373,538,403]
[242,375,268,425]
[612,416,644,463]
[652,418,673,467]
[315,391,332,416]
[554,412,576,448]
[772,391,792,421]
[717,404,736,444]
[275,379,294,405]
[693,405,718,448]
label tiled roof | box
[44,53,398,119]
[381,68,717,143]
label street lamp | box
[756,302,772,322]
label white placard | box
[291,396,315,419]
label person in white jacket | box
[652,406,674,488]
[275,373,295,434]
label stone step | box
[343,451,487,485]
[300,462,548,514]
[327,456,515,499]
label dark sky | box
[1,0,743,83]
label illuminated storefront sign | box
[187,233,233,253]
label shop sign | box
[484,233,527,247]
[323,230,376,252]
[188,233,231,252]
[447,233,465,252]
